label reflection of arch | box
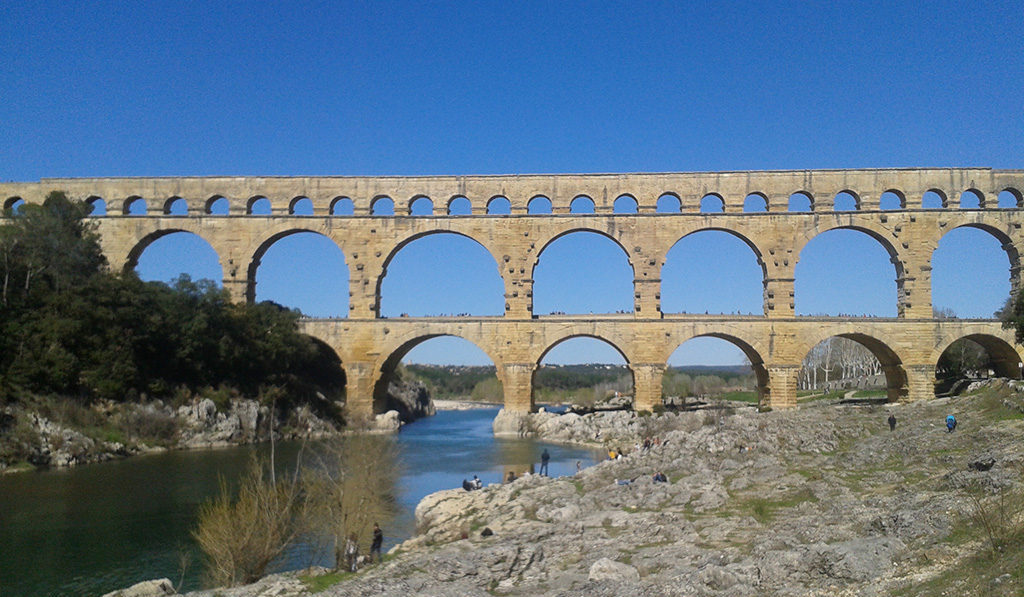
[372,333,501,414]
[669,333,769,402]
[124,229,223,276]
[375,230,503,317]
[934,333,1023,379]
[536,334,631,366]
[249,228,349,303]
[802,332,908,402]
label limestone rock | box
[101,577,175,597]
[369,410,403,433]
[588,557,640,582]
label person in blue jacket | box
[946,414,957,433]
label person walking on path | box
[540,448,550,476]
[370,523,383,563]
[344,533,359,572]
[888,413,897,432]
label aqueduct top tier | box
[4,168,1024,417]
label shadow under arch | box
[372,333,503,415]
[248,228,350,307]
[934,333,1023,383]
[299,334,349,409]
[666,333,769,405]
[124,229,223,278]
[374,229,505,317]
[801,332,909,403]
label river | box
[0,407,600,597]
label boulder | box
[100,578,175,597]
[493,409,532,437]
[369,410,402,433]
[588,557,640,582]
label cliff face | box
[384,379,435,423]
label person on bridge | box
[888,413,897,432]
[946,414,957,433]
[540,449,550,476]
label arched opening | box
[487,196,510,215]
[128,231,223,285]
[448,196,472,215]
[570,195,595,214]
[409,196,434,216]
[534,336,632,408]
[371,196,394,216]
[788,192,813,212]
[879,190,904,210]
[795,228,899,317]
[378,232,504,317]
[998,189,1021,209]
[661,230,764,315]
[656,193,681,213]
[699,194,724,213]
[248,196,272,215]
[372,335,502,416]
[833,191,858,211]
[4,197,25,215]
[164,197,188,216]
[331,197,354,215]
[932,226,1013,318]
[743,194,767,213]
[959,189,983,209]
[125,196,147,216]
[799,334,901,402]
[528,195,552,214]
[290,196,314,216]
[665,336,767,407]
[532,231,634,315]
[936,334,1022,396]
[251,231,349,317]
[922,190,946,209]
[613,195,638,214]
[206,196,229,215]
[86,196,107,216]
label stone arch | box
[163,196,188,216]
[409,195,434,216]
[290,196,314,215]
[375,230,505,317]
[86,195,107,216]
[123,228,224,278]
[665,332,770,404]
[795,225,905,317]
[922,189,947,209]
[657,193,681,213]
[371,195,395,216]
[933,223,1020,297]
[799,331,909,402]
[331,196,355,215]
[487,195,511,215]
[570,195,595,214]
[206,195,229,215]
[531,228,636,315]
[247,195,272,215]
[248,228,349,309]
[879,190,905,210]
[933,333,1023,381]
[536,333,631,366]
[124,196,147,215]
[998,188,1022,208]
[372,332,503,414]
[833,190,860,211]
[3,196,23,212]
[788,191,814,212]
[528,195,553,214]
[743,193,768,212]
[613,194,638,214]
[700,193,724,213]
[448,195,472,215]
[959,188,984,209]
[661,228,767,315]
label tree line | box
[0,192,345,415]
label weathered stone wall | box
[4,169,1023,417]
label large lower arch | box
[795,227,903,317]
[371,333,503,415]
[249,230,349,317]
[932,224,1018,318]
[534,335,633,408]
[376,231,505,317]
[934,333,1023,384]
[664,333,769,407]
[532,230,635,315]
[125,229,223,284]
[799,332,908,403]
[661,229,766,315]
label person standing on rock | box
[888,413,897,432]
[370,523,383,563]
[540,448,550,476]
[946,414,957,433]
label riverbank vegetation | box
[0,192,346,468]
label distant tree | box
[999,292,1024,343]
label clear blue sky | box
[3,1,1022,366]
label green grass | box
[721,390,759,403]
[300,570,352,593]
[852,389,887,398]
[735,487,819,524]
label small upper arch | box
[124,196,147,216]
[448,195,472,216]
[788,191,814,212]
[290,195,314,216]
[86,195,107,216]
[959,188,984,209]
[613,194,638,214]
[486,195,511,215]
[247,195,272,215]
[999,188,1023,209]
[528,195,553,214]
[743,193,768,213]
[206,195,229,215]
[656,193,681,213]
[570,195,595,214]
[833,190,860,211]
[371,195,395,216]
[163,196,188,216]
[922,189,947,209]
[408,195,434,216]
[330,196,355,215]
[699,193,724,213]
[879,189,905,210]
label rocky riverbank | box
[162,379,1024,597]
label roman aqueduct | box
[3,168,1023,418]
